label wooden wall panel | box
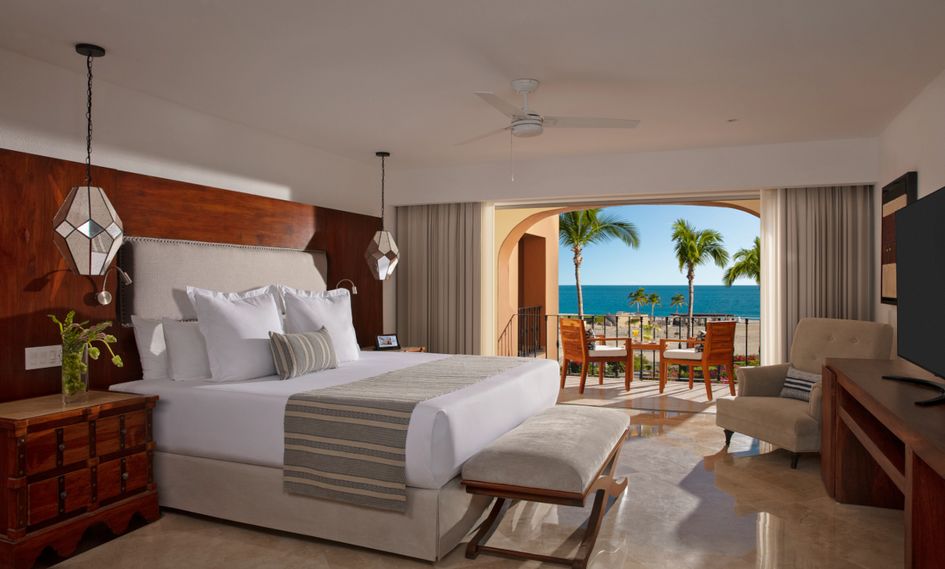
[0,148,382,402]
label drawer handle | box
[120,429,127,437]
[59,491,68,499]
[121,472,129,480]
[58,443,66,452]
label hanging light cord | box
[380,154,386,229]
[85,53,94,188]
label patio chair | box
[659,320,737,401]
[559,318,634,394]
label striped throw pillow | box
[780,366,822,401]
[269,329,338,380]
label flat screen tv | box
[893,185,945,404]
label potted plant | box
[49,311,123,403]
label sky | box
[558,204,760,286]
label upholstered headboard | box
[118,236,328,324]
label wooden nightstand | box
[0,391,159,569]
[362,346,427,353]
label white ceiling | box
[2,0,945,168]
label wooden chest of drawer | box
[0,392,159,569]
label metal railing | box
[499,312,761,380]
[498,306,544,357]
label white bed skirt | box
[154,452,492,561]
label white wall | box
[390,137,880,206]
[874,67,945,330]
[0,48,375,214]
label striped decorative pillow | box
[269,329,338,380]
[780,366,822,401]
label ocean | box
[559,285,760,318]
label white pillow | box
[131,315,168,380]
[187,285,284,382]
[161,319,211,381]
[281,287,360,363]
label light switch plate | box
[25,345,62,370]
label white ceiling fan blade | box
[474,92,521,118]
[543,116,640,129]
[455,126,509,146]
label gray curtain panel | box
[395,203,482,355]
[779,185,874,352]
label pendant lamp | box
[52,44,124,276]
[364,151,399,280]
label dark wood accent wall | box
[0,148,382,402]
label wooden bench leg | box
[465,497,508,559]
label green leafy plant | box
[49,311,123,398]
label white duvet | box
[111,351,559,489]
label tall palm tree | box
[671,219,729,336]
[559,209,640,319]
[670,293,686,314]
[628,287,648,314]
[723,237,761,286]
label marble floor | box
[47,377,904,568]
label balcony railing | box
[498,311,761,380]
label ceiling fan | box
[459,78,640,145]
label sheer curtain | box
[395,203,482,354]
[760,185,874,363]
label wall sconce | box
[96,266,133,305]
[335,279,358,295]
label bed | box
[110,236,559,560]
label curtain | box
[395,203,482,354]
[760,185,874,363]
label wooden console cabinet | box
[822,358,945,569]
[0,391,159,569]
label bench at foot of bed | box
[461,406,630,569]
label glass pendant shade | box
[364,230,399,281]
[53,186,124,275]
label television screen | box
[896,186,945,379]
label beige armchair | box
[716,317,893,468]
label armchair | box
[716,317,893,468]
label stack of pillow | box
[131,286,360,383]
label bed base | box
[154,452,491,561]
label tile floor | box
[46,377,904,568]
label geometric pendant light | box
[363,151,399,280]
[53,43,123,276]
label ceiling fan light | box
[511,122,543,137]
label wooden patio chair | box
[559,318,634,394]
[658,320,737,401]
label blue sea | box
[559,285,760,318]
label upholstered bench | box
[461,406,630,569]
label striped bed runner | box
[283,355,530,511]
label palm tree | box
[670,293,686,314]
[671,219,729,337]
[559,209,640,319]
[647,292,661,322]
[723,237,761,286]
[627,287,648,314]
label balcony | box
[498,307,760,383]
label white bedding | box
[111,351,559,489]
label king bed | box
[109,236,559,561]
